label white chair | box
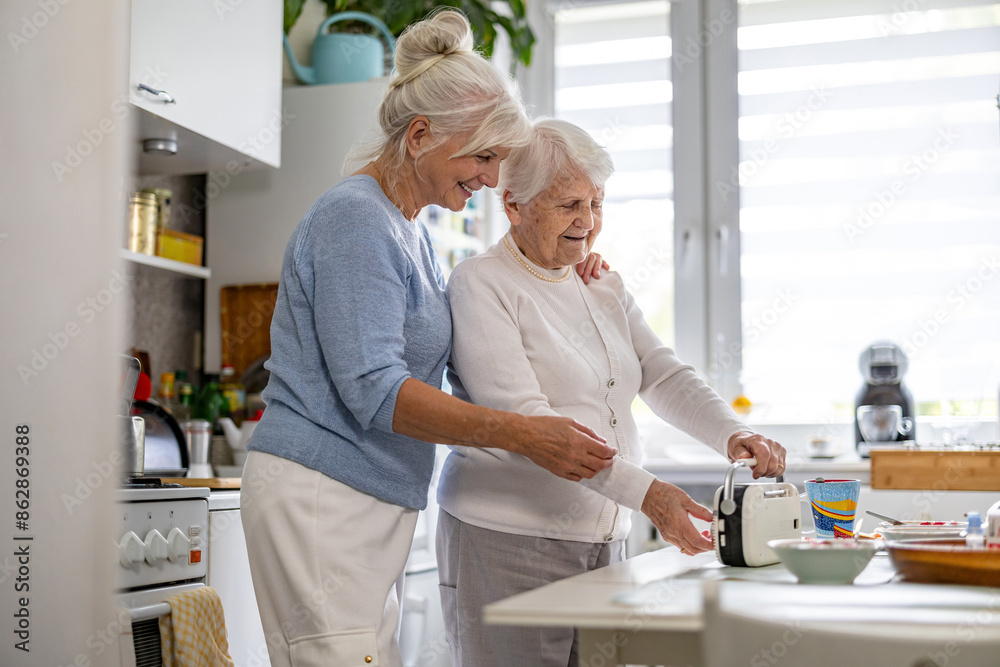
[700,579,1000,667]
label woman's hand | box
[727,431,786,479]
[641,480,714,555]
[512,415,617,481]
[575,252,610,284]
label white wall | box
[204,80,386,373]
[0,2,130,665]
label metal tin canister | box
[127,192,158,255]
[141,187,172,229]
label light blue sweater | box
[250,176,451,510]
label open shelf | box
[120,249,211,279]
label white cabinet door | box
[401,568,452,667]
[208,507,270,666]
[130,0,282,170]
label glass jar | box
[127,192,158,255]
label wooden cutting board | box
[870,450,1000,491]
[160,477,241,489]
[219,282,279,378]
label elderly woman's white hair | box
[345,9,531,176]
[501,118,614,204]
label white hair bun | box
[394,9,475,79]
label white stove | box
[117,485,209,590]
[115,483,211,666]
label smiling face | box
[413,130,511,213]
[505,170,605,269]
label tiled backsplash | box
[124,174,207,389]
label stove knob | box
[166,527,190,562]
[144,529,169,564]
[118,531,145,567]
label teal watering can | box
[284,12,396,85]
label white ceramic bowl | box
[877,521,965,543]
[768,538,877,584]
[213,464,244,478]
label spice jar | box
[127,192,158,255]
[141,187,172,229]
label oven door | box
[118,582,205,667]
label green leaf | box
[284,0,306,34]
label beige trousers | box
[241,451,418,667]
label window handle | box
[678,228,692,273]
[715,225,729,277]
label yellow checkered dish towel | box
[159,586,235,667]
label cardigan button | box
[604,534,614,542]
[610,417,619,427]
[608,378,616,388]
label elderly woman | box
[241,15,617,667]
[436,118,787,667]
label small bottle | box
[157,372,176,408]
[965,512,985,549]
[174,382,194,423]
[220,365,246,425]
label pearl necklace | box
[503,235,572,283]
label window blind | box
[737,0,1000,417]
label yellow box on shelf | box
[156,228,204,266]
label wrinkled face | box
[415,132,510,213]
[506,170,604,269]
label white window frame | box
[671,0,742,403]
[530,1,1000,451]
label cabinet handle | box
[137,83,176,104]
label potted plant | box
[284,0,535,71]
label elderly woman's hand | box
[641,480,715,555]
[575,251,609,285]
[727,431,786,479]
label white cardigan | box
[437,234,750,543]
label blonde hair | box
[501,118,615,205]
[344,9,531,176]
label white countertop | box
[485,547,1000,634]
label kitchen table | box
[484,547,1000,666]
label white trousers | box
[241,451,418,667]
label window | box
[538,0,1000,435]
[737,0,1000,420]
[554,0,676,346]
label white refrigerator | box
[206,79,451,667]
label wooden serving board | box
[160,477,241,489]
[870,450,1000,491]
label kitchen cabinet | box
[129,0,282,174]
[207,490,269,666]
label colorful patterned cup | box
[805,479,861,539]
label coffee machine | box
[854,341,915,457]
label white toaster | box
[712,458,802,567]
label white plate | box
[878,521,965,542]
